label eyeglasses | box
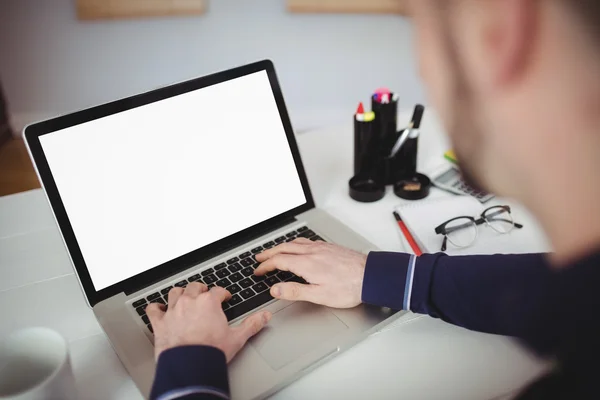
[434,205,524,252]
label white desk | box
[0,110,551,400]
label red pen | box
[393,211,423,256]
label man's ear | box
[484,0,537,87]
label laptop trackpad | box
[250,302,348,370]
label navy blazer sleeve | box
[150,346,230,400]
[361,252,551,337]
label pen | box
[388,104,425,158]
[393,211,423,256]
[388,122,414,158]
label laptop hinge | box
[124,216,297,296]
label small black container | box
[349,175,386,203]
[394,173,431,200]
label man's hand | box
[255,238,367,308]
[146,282,271,362]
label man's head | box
[409,0,600,199]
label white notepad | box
[395,196,546,255]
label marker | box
[373,91,397,104]
[355,102,365,121]
[356,102,365,114]
[410,104,425,129]
[374,87,391,103]
[393,211,423,256]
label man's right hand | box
[146,283,271,363]
[254,238,367,308]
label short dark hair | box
[565,1,600,42]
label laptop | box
[24,60,401,399]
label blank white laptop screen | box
[39,71,307,290]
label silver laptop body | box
[24,60,402,399]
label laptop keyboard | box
[132,226,325,334]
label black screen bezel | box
[24,60,315,306]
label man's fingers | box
[183,282,208,298]
[146,303,166,325]
[233,311,272,345]
[254,254,307,276]
[270,282,324,304]
[292,237,313,244]
[254,254,290,275]
[210,286,232,303]
[255,242,313,262]
[168,287,185,307]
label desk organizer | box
[350,99,430,202]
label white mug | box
[0,328,77,399]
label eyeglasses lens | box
[446,218,477,248]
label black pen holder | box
[353,118,376,177]
[350,101,424,203]
[371,95,399,153]
[354,96,418,184]
[382,134,418,185]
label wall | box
[0,0,426,134]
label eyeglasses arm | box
[441,236,448,252]
[443,221,476,235]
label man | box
[147,0,600,398]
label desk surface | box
[0,110,551,400]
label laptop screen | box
[38,70,307,291]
